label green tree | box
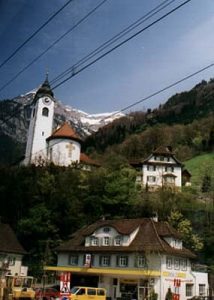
[168,211,203,252]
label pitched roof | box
[57,218,196,258]
[152,146,174,155]
[33,76,54,102]
[80,153,100,166]
[0,223,26,255]
[47,122,82,143]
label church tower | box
[24,76,55,165]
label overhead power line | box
[50,0,177,85]
[0,0,74,70]
[0,0,108,94]
[52,0,192,90]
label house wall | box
[48,139,81,166]
[57,252,209,300]
[142,155,182,189]
[0,253,23,276]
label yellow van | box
[69,287,106,300]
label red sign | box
[60,272,71,297]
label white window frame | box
[166,257,172,269]
[137,256,146,267]
[100,255,111,267]
[199,284,206,296]
[186,284,193,297]
[91,236,98,246]
[174,258,180,270]
[103,236,110,246]
[117,256,128,267]
[115,235,122,246]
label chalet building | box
[0,223,27,276]
[23,76,97,169]
[45,218,208,300]
[130,146,190,191]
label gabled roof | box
[57,218,196,258]
[47,122,82,143]
[0,223,26,255]
[80,153,100,166]
[152,146,174,155]
[143,146,183,166]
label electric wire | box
[0,0,74,70]
[0,0,108,94]
[50,0,177,85]
[0,0,186,124]
[51,0,192,90]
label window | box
[199,284,206,296]
[160,156,164,161]
[174,258,180,270]
[117,256,128,267]
[186,284,193,297]
[90,236,98,246]
[136,256,146,267]
[100,255,111,267]
[180,258,187,271]
[69,255,78,266]
[147,176,156,183]
[97,289,105,296]
[115,235,122,246]
[88,289,96,295]
[103,236,110,246]
[76,288,86,295]
[8,257,16,266]
[166,257,172,269]
[103,227,110,233]
[165,166,174,172]
[147,165,156,171]
[42,107,49,117]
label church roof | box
[0,223,26,255]
[33,76,54,102]
[46,122,82,143]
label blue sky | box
[0,0,214,114]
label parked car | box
[35,287,60,300]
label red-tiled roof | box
[57,218,196,258]
[47,123,82,142]
[0,223,26,254]
[80,153,100,166]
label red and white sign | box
[60,272,71,297]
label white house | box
[44,218,208,300]
[0,223,27,276]
[130,146,185,191]
[23,77,97,168]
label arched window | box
[42,107,49,117]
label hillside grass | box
[184,152,214,189]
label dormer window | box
[103,236,110,246]
[115,235,123,246]
[103,227,110,233]
[90,236,98,246]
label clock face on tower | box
[42,97,51,105]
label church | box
[23,77,97,168]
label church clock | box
[42,97,51,105]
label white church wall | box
[48,139,81,166]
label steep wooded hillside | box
[83,78,214,158]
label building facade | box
[131,146,185,191]
[45,218,208,300]
[0,223,27,276]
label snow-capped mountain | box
[0,91,124,145]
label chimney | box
[151,212,158,222]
